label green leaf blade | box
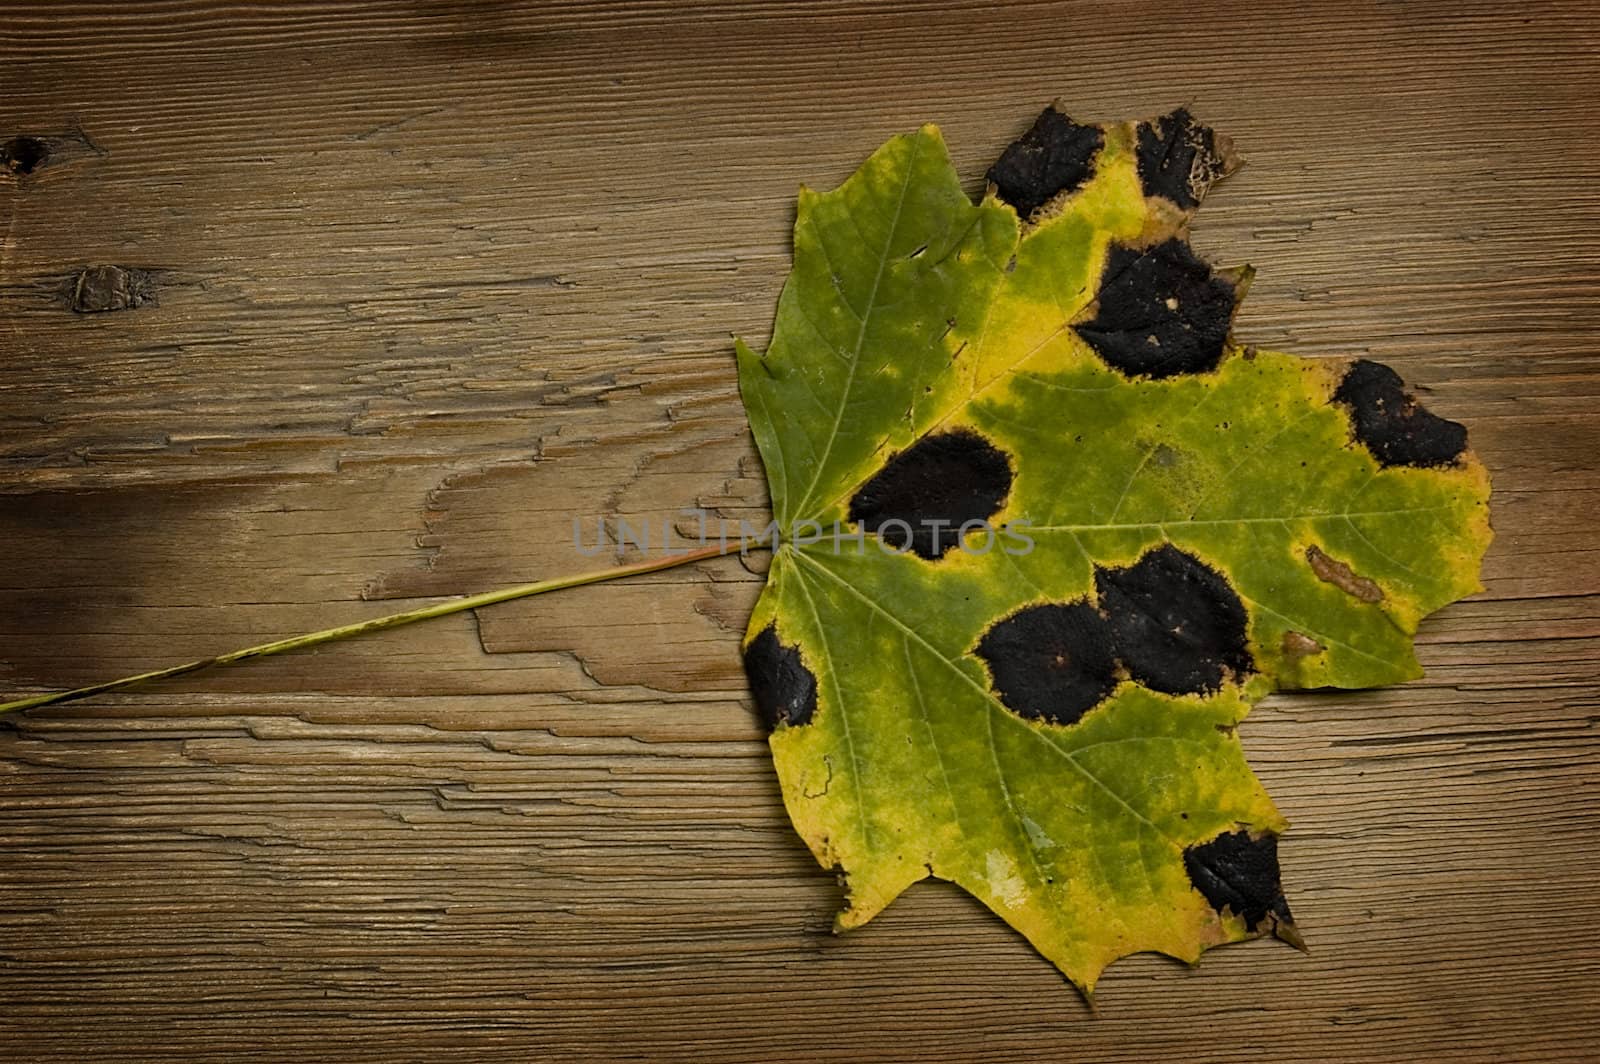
[738,125,1018,528]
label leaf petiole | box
[1,537,766,715]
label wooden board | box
[2,2,1596,1060]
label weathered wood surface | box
[2,2,1597,1060]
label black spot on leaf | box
[848,430,1012,560]
[975,603,1119,726]
[986,107,1105,220]
[1095,545,1254,696]
[1075,239,1238,379]
[1333,359,1467,468]
[744,624,818,730]
[1183,829,1294,933]
[1135,108,1231,209]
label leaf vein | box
[789,134,924,520]
[790,557,876,853]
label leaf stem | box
[1,538,765,715]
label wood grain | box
[2,2,1597,1060]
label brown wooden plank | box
[2,2,1598,1060]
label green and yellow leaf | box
[737,106,1490,994]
